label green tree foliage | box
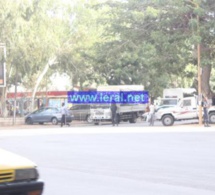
[91,0,215,97]
[0,0,214,104]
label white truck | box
[160,88,196,106]
[90,85,148,125]
[156,95,215,126]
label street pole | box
[13,67,18,125]
[198,42,202,125]
[197,11,202,125]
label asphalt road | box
[0,117,201,130]
[0,126,215,195]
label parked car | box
[25,107,73,125]
[69,104,92,123]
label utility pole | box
[13,68,18,125]
[188,0,203,125]
[196,3,203,125]
[197,41,202,125]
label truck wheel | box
[209,112,215,124]
[117,114,120,124]
[162,115,174,126]
[86,115,93,123]
[129,114,137,123]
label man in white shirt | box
[149,101,156,126]
[60,102,70,127]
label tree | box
[90,0,215,98]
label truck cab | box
[0,148,44,195]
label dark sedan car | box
[69,104,92,123]
[25,107,73,125]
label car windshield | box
[32,107,59,114]
[32,108,46,114]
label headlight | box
[15,168,39,181]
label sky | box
[49,73,71,91]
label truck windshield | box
[91,104,110,109]
[160,99,178,106]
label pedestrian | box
[148,101,156,126]
[60,102,70,127]
[111,100,118,126]
[202,96,210,127]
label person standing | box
[60,102,70,127]
[149,101,156,126]
[111,100,118,126]
[202,96,210,127]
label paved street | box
[0,117,201,130]
[0,125,215,195]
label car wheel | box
[86,115,93,123]
[209,112,215,124]
[162,115,174,126]
[26,117,33,125]
[51,117,58,125]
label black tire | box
[26,117,33,125]
[209,112,215,124]
[51,117,58,125]
[86,115,93,123]
[117,114,120,124]
[162,115,174,126]
[129,114,137,123]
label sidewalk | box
[0,119,92,130]
[0,117,24,126]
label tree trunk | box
[201,65,213,98]
[0,87,8,117]
[31,56,57,111]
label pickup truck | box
[155,96,215,126]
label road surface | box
[0,126,215,195]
